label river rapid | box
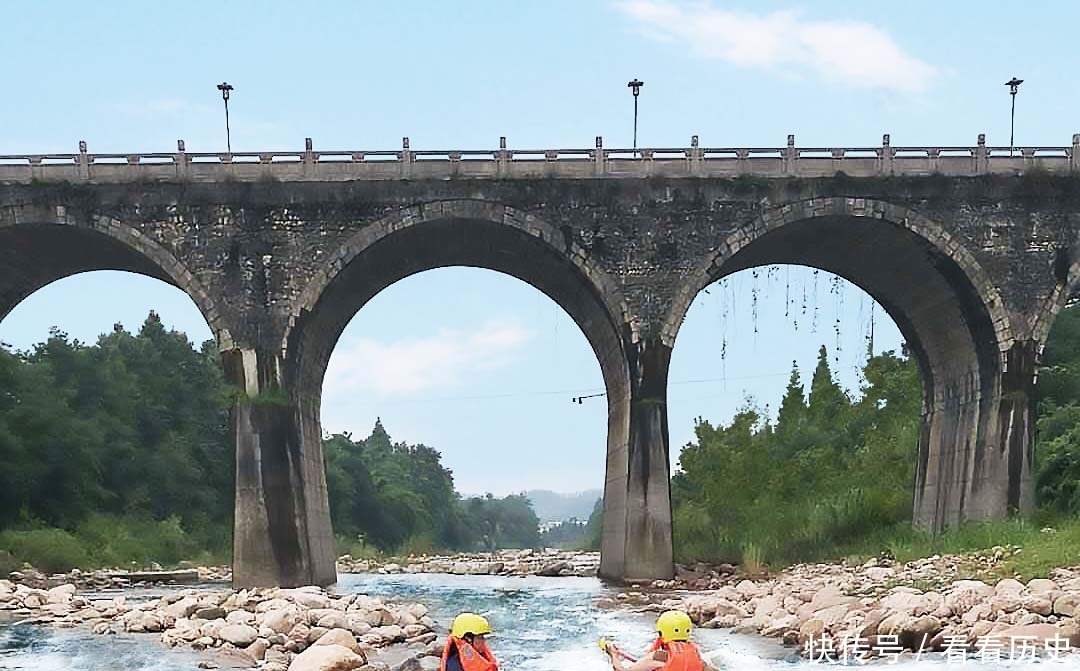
[0,573,1069,670]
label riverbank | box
[0,579,440,670]
[5,545,1080,667]
[337,548,601,578]
[616,546,1080,660]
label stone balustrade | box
[1,133,1077,183]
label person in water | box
[604,610,716,671]
[441,612,499,671]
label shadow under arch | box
[284,200,645,579]
[0,206,223,342]
[662,197,1028,531]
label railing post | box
[303,137,315,177]
[175,139,189,180]
[77,140,89,181]
[594,136,605,176]
[975,133,989,174]
[1071,134,1080,173]
[1022,147,1036,170]
[688,135,703,176]
[927,148,940,174]
[879,133,894,175]
[400,137,412,178]
[736,149,749,176]
[496,136,510,178]
[783,134,796,175]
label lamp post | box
[1005,77,1023,154]
[627,78,643,152]
[216,81,234,154]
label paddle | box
[598,637,638,662]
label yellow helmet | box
[451,612,493,638]
[656,610,693,642]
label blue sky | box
[2,1,1078,495]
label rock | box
[265,606,303,634]
[809,585,857,611]
[1027,578,1058,593]
[734,580,761,599]
[812,604,850,628]
[194,606,227,620]
[219,623,259,647]
[316,612,349,630]
[1053,593,1080,617]
[798,618,824,645]
[945,580,994,614]
[537,561,570,577]
[313,628,363,654]
[225,609,256,625]
[245,638,270,661]
[124,610,164,633]
[995,578,1026,596]
[879,590,928,616]
[286,643,367,671]
[761,614,798,637]
[1021,595,1053,616]
[286,589,332,610]
[46,584,76,603]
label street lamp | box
[216,81,234,154]
[627,78,644,152]
[1005,77,1023,154]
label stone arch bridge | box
[2,134,1079,588]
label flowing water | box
[0,573,1071,669]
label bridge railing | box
[1,134,1077,183]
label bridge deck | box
[1,134,1077,183]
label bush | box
[0,528,89,574]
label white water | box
[2,573,1077,669]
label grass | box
[0,514,231,574]
[823,516,1080,580]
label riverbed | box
[0,573,1067,669]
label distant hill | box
[524,489,602,523]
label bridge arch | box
[662,197,1025,531]
[283,199,652,580]
[0,204,225,341]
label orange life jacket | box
[648,638,705,671]
[441,635,499,671]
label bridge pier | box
[225,347,337,589]
[913,340,1037,531]
[600,339,675,583]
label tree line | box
[0,313,539,572]
[3,306,1080,572]
[666,309,1080,566]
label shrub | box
[0,528,89,574]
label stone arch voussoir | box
[661,197,1015,355]
[283,199,632,355]
[0,203,229,347]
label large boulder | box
[264,606,304,634]
[286,643,367,671]
[313,628,364,655]
[219,623,259,647]
[1054,594,1080,617]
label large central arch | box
[279,200,661,582]
[663,198,1026,531]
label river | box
[0,573,1065,669]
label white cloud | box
[324,321,532,396]
[616,1,937,93]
